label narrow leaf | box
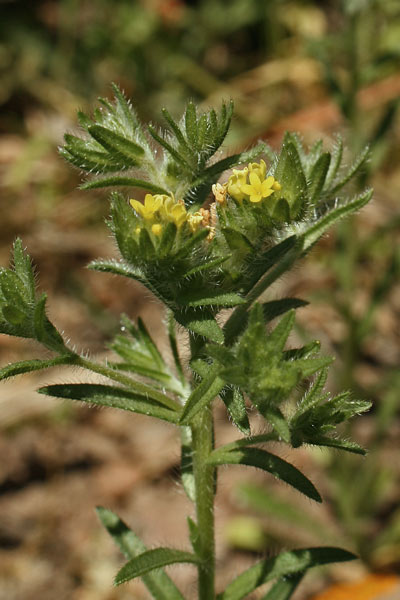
[38,384,180,424]
[88,259,148,285]
[80,177,168,194]
[162,108,191,154]
[185,102,198,149]
[261,573,304,600]
[175,310,224,344]
[309,153,331,203]
[96,507,185,600]
[208,447,321,502]
[148,126,192,172]
[12,238,35,302]
[331,146,370,193]
[264,406,290,443]
[220,387,250,435]
[305,435,367,455]
[301,189,373,251]
[217,547,356,600]
[181,426,196,502]
[0,355,76,381]
[88,125,145,163]
[182,255,230,279]
[266,310,296,354]
[246,235,297,290]
[263,298,308,323]
[115,548,198,586]
[180,367,225,425]
[187,517,201,555]
[180,291,245,309]
[325,136,343,189]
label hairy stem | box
[191,406,216,599]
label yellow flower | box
[227,167,248,202]
[160,197,188,228]
[130,194,164,220]
[248,159,266,180]
[135,227,141,235]
[212,182,227,205]
[272,180,281,191]
[241,173,278,203]
[151,223,163,236]
[188,211,204,232]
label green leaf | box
[180,366,225,425]
[266,309,296,354]
[263,298,308,323]
[181,426,196,502]
[182,255,231,279]
[208,447,321,502]
[88,259,147,284]
[309,153,331,203]
[273,142,308,219]
[305,435,366,455]
[264,406,290,443]
[88,125,145,164]
[187,517,201,555]
[148,125,192,172]
[33,293,67,353]
[161,108,191,154]
[38,384,180,424]
[325,136,343,189]
[115,548,198,586]
[180,291,245,309]
[330,146,370,193]
[80,176,168,194]
[220,387,250,435]
[2,305,25,325]
[261,573,303,600]
[110,83,144,138]
[158,222,178,258]
[293,356,333,378]
[245,236,297,292]
[175,309,224,344]
[301,189,373,251]
[222,228,254,253]
[96,507,185,600]
[0,355,76,381]
[136,317,165,370]
[185,102,198,149]
[217,547,356,600]
[12,238,35,302]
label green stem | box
[191,407,215,599]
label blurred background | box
[0,1,399,598]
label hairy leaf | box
[115,548,198,586]
[38,384,180,423]
[217,547,356,600]
[97,507,185,600]
[208,447,321,502]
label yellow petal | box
[130,199,145,216]
[249,172,261,187]
[151,223,163,236]
[272,180,282,191]
[249,194,262,203]
[261,177,275,195]
[241,183,255,195]
[145,194,163,212]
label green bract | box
[1,88,372,599]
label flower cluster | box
[225,159,281,204]
[130,194,207,236]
